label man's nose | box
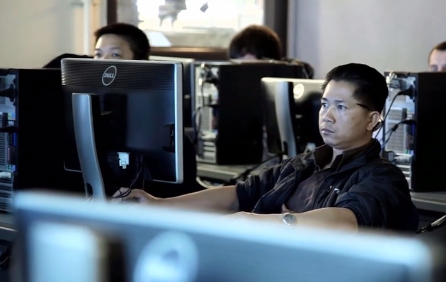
[322,107,335,123]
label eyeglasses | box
[356,103,375,111]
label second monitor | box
[195,62,306,165]
[261,78,324,158]
[61,59,184,198]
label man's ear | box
[368,111,381,132]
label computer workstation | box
[193,60,309,183]
[0,59,190,273]
[380,71,446,213]
[62,58,185,199]
[0,58,187,218]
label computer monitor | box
[14,191,446,282]
[195,61,305,165]
[61,58,184,199]
[151,55,195,128]
[261,78,324,158]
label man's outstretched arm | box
[113,185,239,212]
[230,208,359,231]
[113,160,287,213]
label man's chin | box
[321,136,336,146]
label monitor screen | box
[61,59,184,197]
[261,78,324,157]
[14,191,445,282]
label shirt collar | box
[313,139,375,171]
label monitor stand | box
[72,93,106,200]
[275,84,297,159]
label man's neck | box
[327,139,374,168]
[324,150,340,169]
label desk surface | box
[197,158,281,183]
[197,163,259,183]
[0,214,14,242]
[410,191,446,214]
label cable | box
[112,154,145,200]
[380,124,399,145]
[196,176,224,189]
[375,93,400,138]
[380,120,415,151]
[381,130,396,151]
[417,215,446,234]
[375,87,414,139]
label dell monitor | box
[14,191,446,282]
[61,59,183,199]
[261,78,324,158]
[151,55,195,128]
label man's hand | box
[112,188,158,204]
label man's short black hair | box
[321,63,388,113]
[428,41,446,63]
[228,25,282,60]
[94,23,150,60]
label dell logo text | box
[102,66,117,86]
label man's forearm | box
[293,208,358,231]
[161,185,239,212]
[246,208,358,231]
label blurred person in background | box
[428,41,446,72]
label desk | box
[0,214,14,242]
[197,163,258,183]
[197,157,281,184]
[411,191,446,214]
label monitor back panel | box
[15,191,445,282]
[62,59,183,184]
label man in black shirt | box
[113,63,419,233]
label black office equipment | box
[261,78,324,158]
[151,55,195,128]
[62,59,184,199]
[0,68,72,213]
[195,61,305,165]
[383,71,446,192]
[15,191,446,282]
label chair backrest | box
[282,58,315,79]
